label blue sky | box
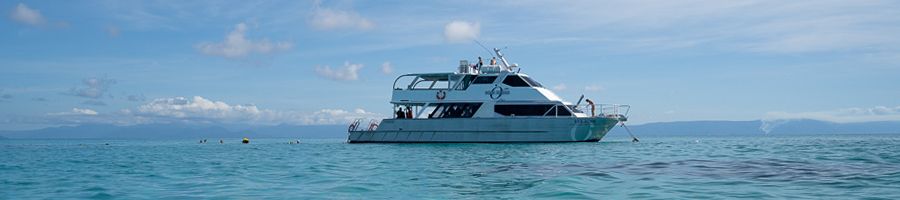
[2,0,900,130]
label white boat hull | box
[347,117,620,143]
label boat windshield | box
[502,75,543,88]
[472,76,497,84]
[502,75,530,87]
[394,73,452,90]
[522,76,543,88]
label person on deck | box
[405,106,413,119]
[396,107,405,119]
[474,57,483,72]
[490,57,497,65]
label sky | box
[2,0,900,130]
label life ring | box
[348,120,360,132]
[436,90,447,100]
[489,86,503,100]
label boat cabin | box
[388,56,588,120]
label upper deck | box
[391,68,564,105]
[390,47,569,107]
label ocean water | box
[2,135,899,199]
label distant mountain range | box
[1,119,898,139]
[608,119,900,136]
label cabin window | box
[472,76,497,84]
[502,75,531,87]
[454,75,476,90]
[555,106,572,116]
[494,104,555,116]
[412,80,449,90]
[522,76,543,88]
[428,103,483,118]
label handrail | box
[349,118,381,132]
[576,104,630,117]
[348,119,361,132]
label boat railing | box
[577,104,630,118]
[348,118,382,132]
[480,65,503,74]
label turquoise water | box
[2,135,899,199]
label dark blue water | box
[2,135,899,199]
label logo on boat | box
[436,90,447,100]
[485,85,509,100]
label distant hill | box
[608,119,900,136]
[609,120,764,136]
[759,119,900,135]
[1,119,899,139]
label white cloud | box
[68,77,116,99]
[136,96,262,120]
[49,108,98,116]
[380,61,393,74]
[309,6,374,30]
[764,105,900,123]
[73,108,98,115]
[315,61,363,81]
[444,20,480,43]
[552,84,567,91]
[302,108,381,125]
[584,85,604,92]
[132,96,381,125]
[196,23,292,58]
[10,3,44,26]
[35,96,383,126]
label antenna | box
[473,40,494,57]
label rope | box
[620,122,640,142]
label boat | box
[347,48,631,143]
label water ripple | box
[2,135,900,199]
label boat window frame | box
[427,103,483,119]
[452,75,477,90]
[472,76,498,84]
[495,103,574,117]
[521,76,544,88]
[501,75,531,87]
[556,105,573,116]
[541,105,572,117]
[396,74,453,90]
[494,104,555,117]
